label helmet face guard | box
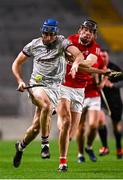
[82,19,97,34]
[41,25,58,34]
[40,18,59,34]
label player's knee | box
[32,123,40,134]
[58,116,71,131]
[62,117,71,131]
[58,109,71,130]
[42,102,51,113]
[62,109,70,118]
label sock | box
[86,145,92,150]
[41,136,49,148]
[78,153,84,157]
[18,140,27,151]
[98,125,108,147]
[59,157,67,165]
[114,131,122,150]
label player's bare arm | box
[78,66,111,75]
[66,45,84,78]
[67,45,84,64]
[12,51,28,92]
[66,49,111,77]
[66,46,97,68]
[66,46,97,78]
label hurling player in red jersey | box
[57,19,107,171]
[76,21,107,163]
[76,55,106,163]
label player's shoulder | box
[57,35,72,47]
[93,41,101,49]
[31,37,41,43]
[68,33,79,40]
[31,37,48,48]
[57,35,65,41]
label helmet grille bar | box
[82,19,97,33]
[41,18,59,34]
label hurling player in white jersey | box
[12,18,94,168]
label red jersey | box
[63,34,103,90]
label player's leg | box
[31,87,53,158]
[23,107,41,144]
[110,107,123,159]
[58,86,85,172]
[112,120,123,159]
[69,111,83,140]
[38,90,52,159]
[13,107,41,168]
[41,113,51,159]
[76,109,87,163]
[98,110,109,156]
[57,98,71,172]
[85,97,101,162]
[85,109,99,162]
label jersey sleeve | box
[22,41,33,57]
[62,38,73,50]
[57,35,72,50]
[67,34,78,45]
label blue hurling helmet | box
[40,18,59,34]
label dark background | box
[0,0,123,116]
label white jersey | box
[23,35,71,87]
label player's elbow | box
[12,60,18,75]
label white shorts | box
[83,96,101,111]
[59,85,85,113]
[31,85,60,108]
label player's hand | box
[17,81,26,92]
[103,68,111,76]
[105,80,114,88]
[69,63,79,78]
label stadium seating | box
[77,0,123,23]
[100,25,123,52]
[0,0,123,140]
